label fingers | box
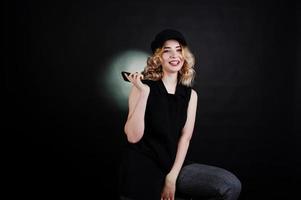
[133,72,143,81]
[161,197,172,200]
[125,72,143,83]
[132,72,139,80]
[161,193,174,200]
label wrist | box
[166,171,178,184]
[169,169,180,178]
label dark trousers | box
[121,163,241,200]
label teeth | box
[170,61,179,65]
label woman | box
[118,29,241,200]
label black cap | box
[151,29,187,53]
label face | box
[161,40,184,74]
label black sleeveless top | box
[119,79,193,200]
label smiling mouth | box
[169,60,180,66]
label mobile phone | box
[121,71,131,82]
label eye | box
[163,50,169,53]
[177,49,182,52]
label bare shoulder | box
[191,88,197,96]
[190,88,198,101]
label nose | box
[169,52,177,58]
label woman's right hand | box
[125,72,149,94]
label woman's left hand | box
[161,172,177,200]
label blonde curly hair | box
[141,45,196,87]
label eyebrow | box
[163,46,182,49]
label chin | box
[167,68,182,74]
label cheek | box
[162,54,169,61]
[161,56,170,64]
[179,54,184,60]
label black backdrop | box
[6,0,300,199]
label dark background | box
[5,0,300,199]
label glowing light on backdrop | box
[103,50,149,110]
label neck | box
[162,71,178,85]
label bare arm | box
[124,72,150,143]
[169,89,198,177]
[161,89,198,200]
